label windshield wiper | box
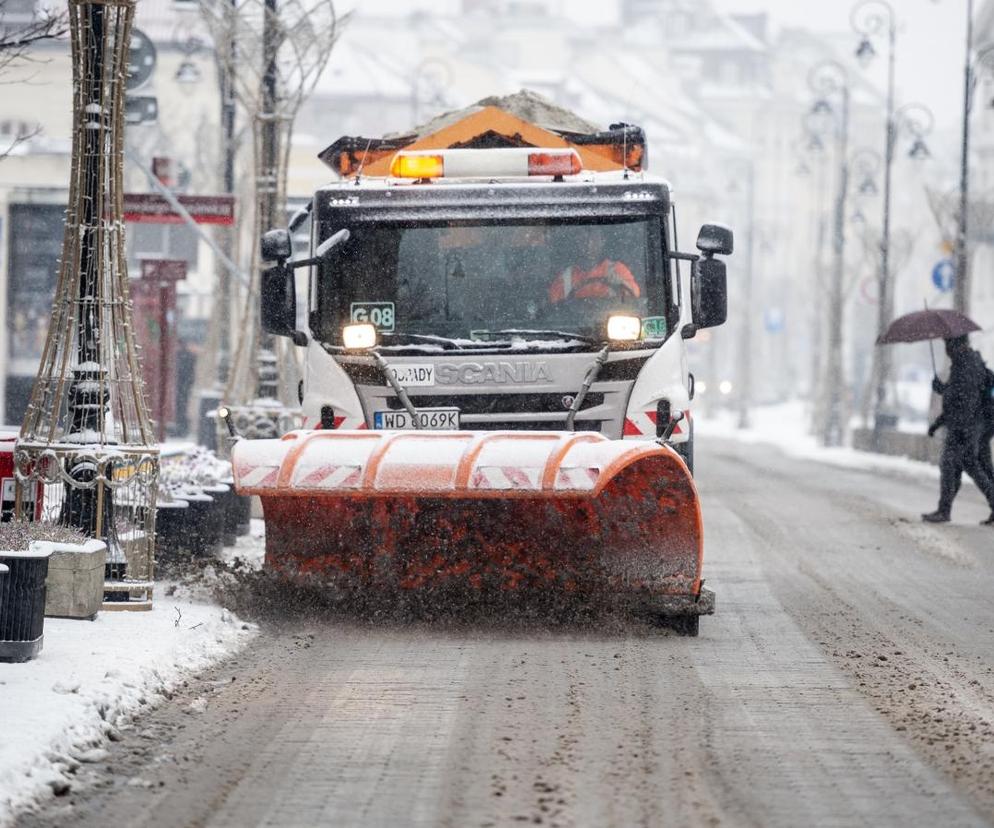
[378,332,472,350]
[478,329,598,345]
[370,351,422,428]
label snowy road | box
[18,437,994,827]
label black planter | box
[178,490,221,558]
[154,499,190,562]
[202,484,233,547]
[0,546,52,662]
[221,478,252,538]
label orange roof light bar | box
[390,153,445,179]
[390,148,583,180]
[527,151,583,177]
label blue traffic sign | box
[932,258,955,292]
[763,307,785,334]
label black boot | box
[922,510,951,523]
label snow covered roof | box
[673,13,768,54]
[391,89,600,140]
[131,0,211,48]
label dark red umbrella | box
[876,308,981,344]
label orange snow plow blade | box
[232,430,711,617]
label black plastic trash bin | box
[0,545,53,662]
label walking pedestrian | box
[979,359,994,481]
[922,335,994,525]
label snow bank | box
[0,590,256,825]
[696,400,945,484]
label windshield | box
[313,216,672,347]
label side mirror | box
[691,257,727,329]
[261,228,292,262]
[696,223,733,257]
[261,263,297,339]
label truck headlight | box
[342,323,376,349]
[607,314,641,342]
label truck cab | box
[261,135,730,472]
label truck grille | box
[379,392,605,415]
[466,420,602,432]
[355,384,626,436]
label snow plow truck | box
[230,94,731,634]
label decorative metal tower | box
[14,0,158,610]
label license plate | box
[373,408,460,430]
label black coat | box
[936,348,989,432]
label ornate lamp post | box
[15,0,158,609]
[849,147,881,227]
[807,60,851,447]
[955,37,994,313]
[795,127,831,416]
[723,158,756,430]
[853,0,935,437]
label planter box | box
[42,539,107,620]
[202,483,233,547]
[155,498,190,562]
[177,490,221,558]
[221,478,252,538]
[0,544,53,662]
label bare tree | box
[925,185,994,268]
[0,1,67,157]
[199,0,348,413]
[0,3,66,70]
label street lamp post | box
[956,35,994,314]
[796,123,832,428]
[956,0,975,314]
[852,0,895,439]
[851,1,935,439]
[725,159,756,430]
[808,60,851,447]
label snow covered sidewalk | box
[0,583,257,825]
[696,401,946,485]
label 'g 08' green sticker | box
[641,316,667,339]
[350,302,395,331]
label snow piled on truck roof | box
[383,89,601,140]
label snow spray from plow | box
[232,430,713,621]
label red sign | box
[152,157,177,188]
[123,193,235,225]
[140,258,186,283]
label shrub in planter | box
[159,447,238,556]
[0,522,106,623]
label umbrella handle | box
[923,298,938,378]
